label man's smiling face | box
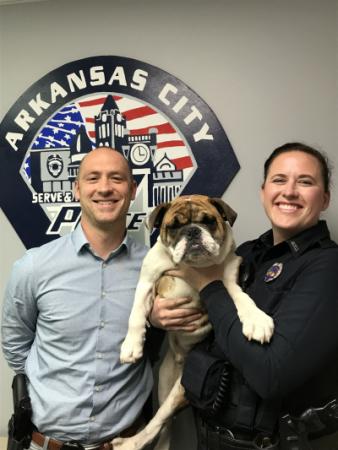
[260,150,330,244]
[75,147,136,232]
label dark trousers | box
[195,416,338,450]
[310,432,338,450]
[196,427,257,450]
[195,415,279,450]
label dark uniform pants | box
[309,431,338,450]
[195,417,338,450]
[195,417,279,450]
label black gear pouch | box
[181,338,231,417]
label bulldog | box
[113,195,274,450]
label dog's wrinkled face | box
[148,195,237,266]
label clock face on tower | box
[130,143,151,166]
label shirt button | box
[90,416,96,422]
[96,352,103,359]
[102,262,107,268]
[95,385,102,392]
[101,291,106,298]
[99,321,105,328]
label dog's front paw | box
[239,308,274,344]
[120,336,144,364]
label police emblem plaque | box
[0,56,240,248]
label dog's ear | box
[209,198,237,226]
[146,202,171,231]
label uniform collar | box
[256,221,331,257]
[285,220,331,256]
[72,224,129,257]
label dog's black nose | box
[186,226,201,239]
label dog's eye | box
[167,218,181,230]
[201,216,217,228]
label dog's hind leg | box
[112,377,188,450]
[153,422,171,450]
[153,344,182,450]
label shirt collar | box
[255,220,330,257]
[72,224,89,253]
[72,224,130,257]
[285,220,330,256]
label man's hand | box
[149,295,206,331]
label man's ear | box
[130,179,137,201]
[209,197,237,226]
[146,202,171,231]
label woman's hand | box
[149,295,207,331]
[167,262,225,292]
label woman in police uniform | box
[155,143,338,450]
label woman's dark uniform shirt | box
[198,220,338,430]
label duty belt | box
[196,416,279,449]
[279,398,338,449]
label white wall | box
[1,0,338,445]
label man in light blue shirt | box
[2,148,157,447]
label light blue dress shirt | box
[1,225,152,443]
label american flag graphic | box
[31,104,90,150]
[23,94,194,182]
[23,104,91,181]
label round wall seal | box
[0,56,240,248]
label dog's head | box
[147,194,237,266]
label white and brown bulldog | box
[113,195,274,450]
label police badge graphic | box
[0,56,240,248]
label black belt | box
[196,416,279,450]
[290,398,338,439]
[278,398,338,449]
